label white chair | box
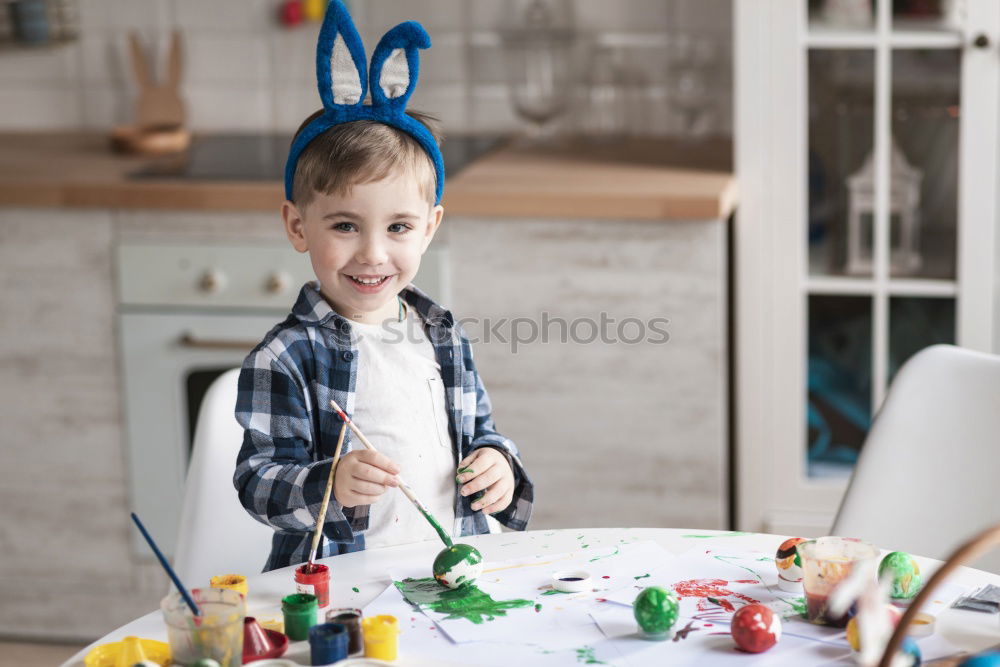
[833,345,1000,574]
[172,368,274,588]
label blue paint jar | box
[309,622,349,665]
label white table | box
[63,528,1000,666]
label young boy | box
[233,4,532,571]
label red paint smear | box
[602,575,610,579]
[734,580,757,584]
[672,578,760,613]
[596,598,607,603]
[705,624,713,627]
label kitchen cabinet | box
[734,0,1000,536]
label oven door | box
[119,311,281,559]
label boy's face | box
[282,169,444,324]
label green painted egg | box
[879,551,923,600]
[633,586,679,639]
[433,543,483,589]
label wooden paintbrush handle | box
[329,399,452,547]
[308,422,347,563]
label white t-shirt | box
[349,306,457,549]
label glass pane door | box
[803,1,961,480]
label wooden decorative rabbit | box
[111,30,190,154]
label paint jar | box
[160,587,245,667]
[210,574,248,599]
[362,614,399,661]
[326,607,363,654]
[83,636,171,666]
[798,536,880,627]
[281,592,318,641]
[309,622,349,665]
[294,563,330,608]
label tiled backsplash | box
[0,0,731,136]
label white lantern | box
[845,137,923,276]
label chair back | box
[172,368,273,587]
[833,345,1000,573]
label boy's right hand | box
[333,449,400,508]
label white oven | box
[117,241,449,558]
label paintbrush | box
[131,512,201,616]
[306,421,347,571]
[329,398,453,548]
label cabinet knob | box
[198,269,225,293]
[973,33,990,49]
[265,271,290,294]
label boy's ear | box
[420,204,444,254]
[282,201,309,253]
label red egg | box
[731,603,782,653]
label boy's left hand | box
[457,447,514,515]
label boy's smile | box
[282,169,443,324]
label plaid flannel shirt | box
[234,281,533,571]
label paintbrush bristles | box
[307,421,347,567]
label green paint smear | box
[589,545,620,562]
[419,506,453,547]
[456,466,474,476]
[575,646,607,665]
[352,587,359,593]
[634,573,651,580]
[775,596,807,617]
[394,577,532,624]
[541,589,571,596]
[681,531,752,538]
[534,603,542,612]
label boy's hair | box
[289,109,442,211]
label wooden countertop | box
[0,132,736,220]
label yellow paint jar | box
[362,614,399,661]
[210,574,248,599]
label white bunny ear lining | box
[379,48,409,99]
[331,34,363,105]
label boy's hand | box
[456,448,514,515]
[333,450,400,508]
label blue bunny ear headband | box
[284,0,445,205]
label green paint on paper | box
[681,531,752,539]
[352,587,359,593]
[394,577,532,624]
[575,646,606,664]
[419,506,453,547]
[589,545,620,562]
[634,573,650,580]
[534,603,542,612]
[577,535,585,539]
[712,555,764,585]
[581,544,589,548]
[775,596,808,617]
[541,589,570,596]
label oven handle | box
[178,332,258,350]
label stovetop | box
[129,133,506,182]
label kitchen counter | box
[0,132,736,220]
